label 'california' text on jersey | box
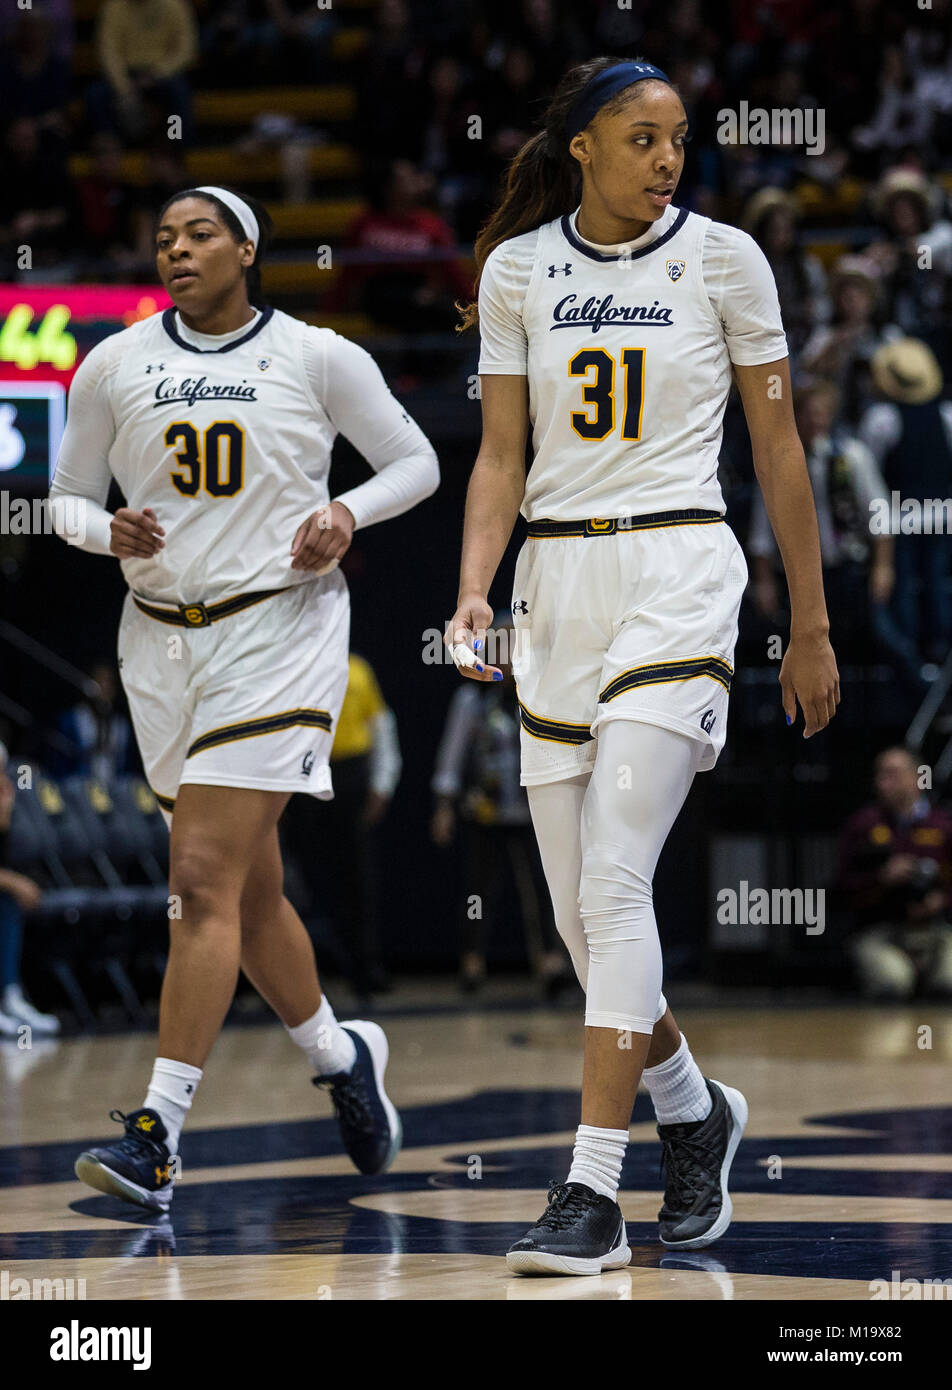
[488,206,785,521]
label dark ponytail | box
[157,187,275,309]
[457,56,663,332]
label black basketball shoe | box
[313,1020,402,1175]
[74,1108,176,1212]
[657,1078,748,1248]
[507,1181,631,1275]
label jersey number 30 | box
[166,421,245,496]
[568,348,645,442]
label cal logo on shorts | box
[666,259,686,282]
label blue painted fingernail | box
[785,714,792,725]
[475,663,484,673]
[492,670,503,681]
[474,639,482,651]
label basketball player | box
[50,185,439,1210]
[446,59,840,1274]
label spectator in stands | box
[749,379,917,679]
[800,255,898,426]
[354,0,428,163]
[337,159,473,333]
[430,613,572,996]
[852,44,945,167]
[0,117,75,274]
[864,168,952,378]
[0,0,73,70]
[198,2,274,88]
[418,54,491,240]
[859,338,952,675]
[76,133,145,273]
[89,0,198,148]
[54,661,134,785]
[0,742,60,1037]
[260,0,338,83]
[479,44,546,169]
[742,188,830,355]
[836,746,952,999]
[0,12,70,150]
[281,654,401,1000]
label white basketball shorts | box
[510,517,749,786]
[117,572,350,822]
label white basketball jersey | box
[497,208,768,521]
[94,306,336,603]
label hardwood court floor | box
[2,993,950,1300]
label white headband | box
[195,185,259,251]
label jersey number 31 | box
[569,348,645,442]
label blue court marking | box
[1,1092,949,1279]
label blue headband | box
[565,61,671,140]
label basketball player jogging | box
[50,185,439,1210]
[447,59,840,1275]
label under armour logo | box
[184,1084,194,1095]
[512,599,529,614]
[547,263,572,277]
[700,709,716,733]
[145,363,165,373]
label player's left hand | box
[779,630,840,738]
[291,501,354,573]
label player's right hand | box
[110,507,165,559]
[444,595,501,681]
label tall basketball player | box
[447,59,839,1274]
[50,185,439,1209]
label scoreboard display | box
[0,286,171,486]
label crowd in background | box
[2,1,952,1012]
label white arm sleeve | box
[303,329,439,531]
[703,224,789,366]
[48,335,119,555]
[476,237,535,375]
[368,707,402,798]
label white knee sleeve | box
[526,775,590,989]
[579,720,703,1035]
[580,839,662,1034]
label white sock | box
[143,1057,203,1154]
[642,1034,712,1125]
[287,997,357,1077]
[566,1124,628,1201]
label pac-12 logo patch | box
[301,751,315,776]
[257,357,271,371]
[700,708,716,733]
[666,259,686,282]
